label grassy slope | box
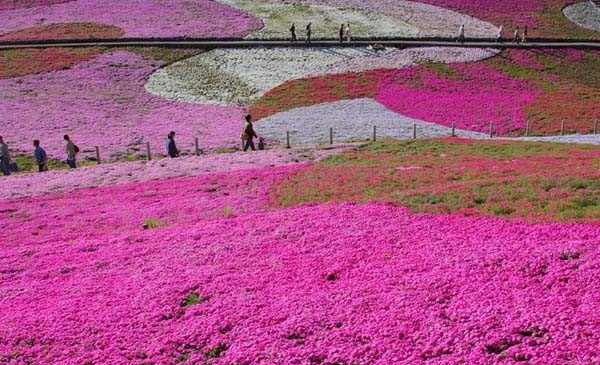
[272,139,600,222]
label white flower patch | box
[326,47,499,74]
[563,2,600,32]
[146,47,497,106]
[254,98,487,145]
[218,0,419,39]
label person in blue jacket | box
[33,139,48,172]
[166,131,180,158]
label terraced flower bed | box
[273,139,600,222]
[1,139,599,364]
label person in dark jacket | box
[339,24,345,43]
[64,134,78,169]
[166,131,179,158]
[241,115,258,152]
[306,22,312,44]
[0,136,11,176]
[290,23,297,42]
[33,140,48,172]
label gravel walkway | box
[255,98,487,145]
[563,2,600,32]
[510,134,600,146]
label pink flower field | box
[376,63,541,135]
[1,188,599,364]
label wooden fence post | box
[373,125,377,142]
[194,137,200,156]
[286,131,291,149]
[525,120,530,137]
[561,120,565,136]
[329,127,333,145]
[594,120,598,135]
[95,146,101,164]
[146,142,151,161]
[412,123,417,139]
[489,121,494,138]
[451,123,456,137]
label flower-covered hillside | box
[253,49,600,136]
[0,50,248,160]
[146,47,497,106]
[1,139,599,365]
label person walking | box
[241,114,258,152]
[64,134,78,168]
[306,22,312,44]
[513,27,520,43]
[166,131,180,158]
[522,26,528,43]
[33,140,48,172]
[290,23,297,42]
[0,136,11,176]
[457,24,465,42]
[496,25,503,42]
[339,24,345,43]
[345,23,352,42]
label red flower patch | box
[0,47,103,79]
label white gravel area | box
[564,2,600,32]
[218,0,418,39]
[290,0,498,37]
[254,98,487,145]
[509,134,600,146]
[146,47,498,106]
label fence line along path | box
[1,37,599,50]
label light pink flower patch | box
[376,63,541,134]
[0,51,246,160]
[0,0,261,38]
[0,199,598,364]
[0,0,74,11]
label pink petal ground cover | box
[0,0,261,39]
[1,199,599,364]
[0,0,74,11]
[0,51,247,160]
[376,63,541,135]
[0,164,300,245]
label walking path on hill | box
[1,37,599,50]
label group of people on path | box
[290,23,353,43]
[288,22,530,44]
[0,134,79,175]
[1,116,261,176]
[458,24,528,43]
